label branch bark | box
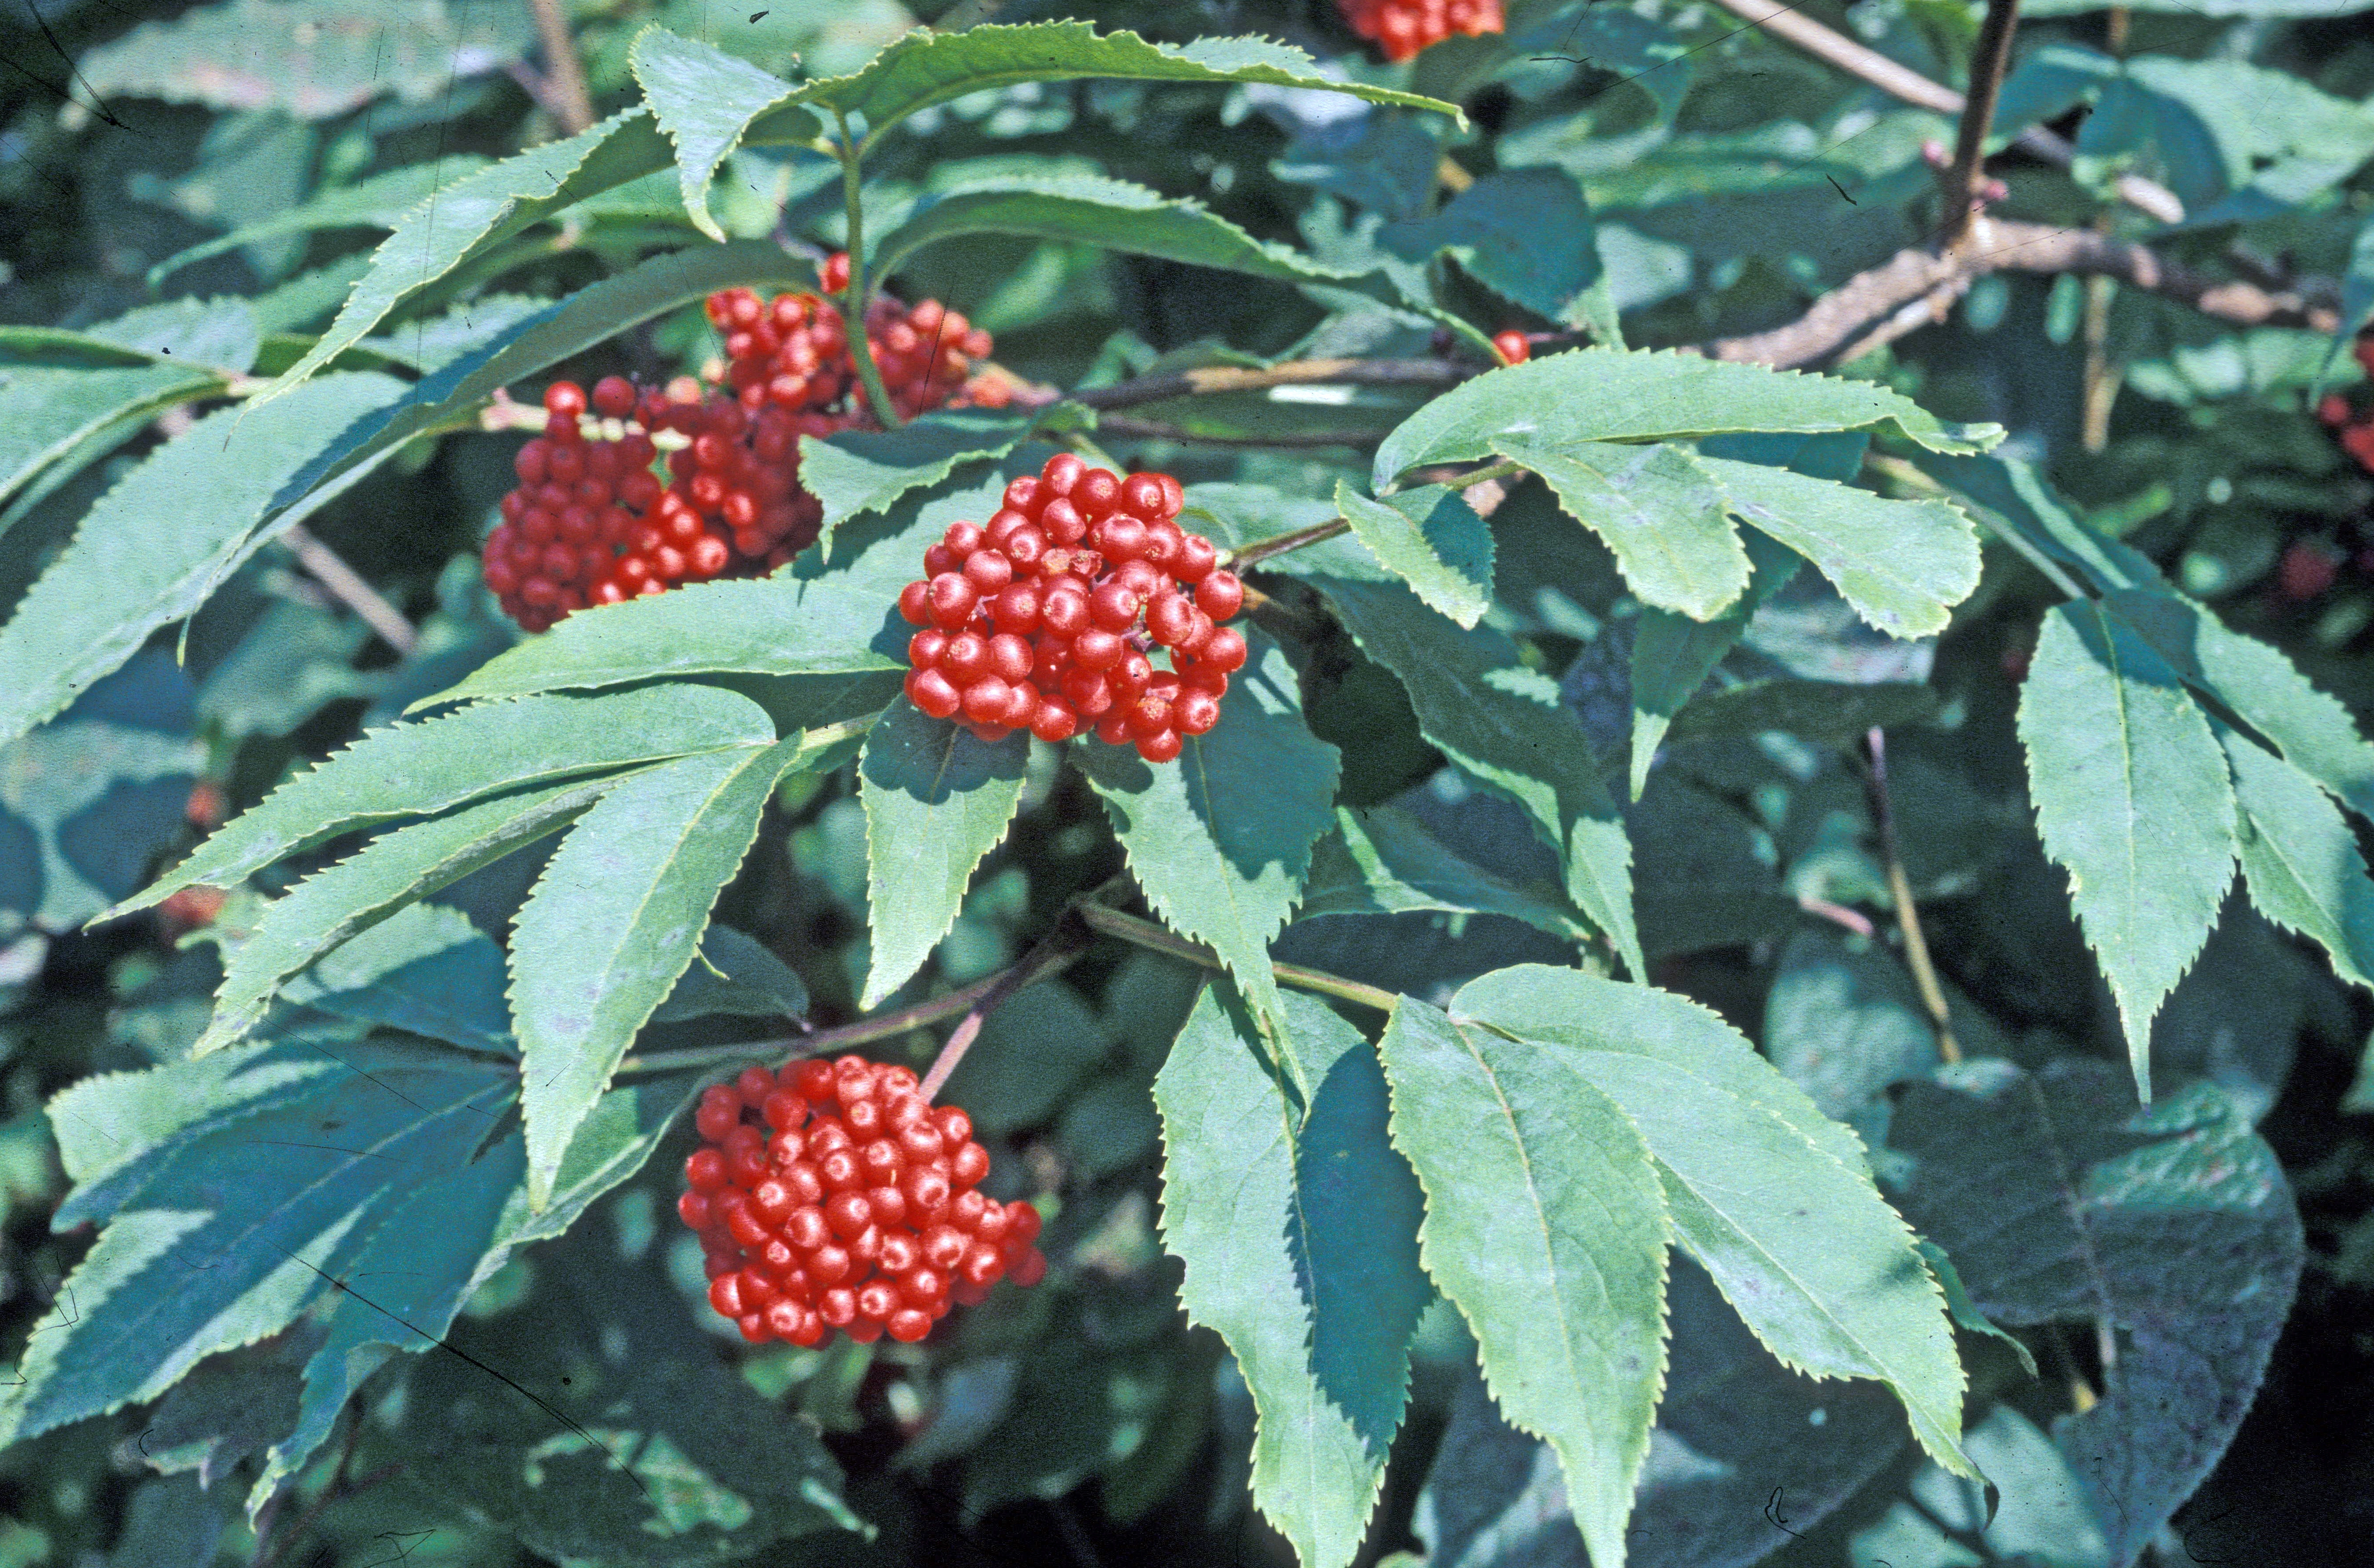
[1940,0,2022,250]
[526,0,594,135]
[1704,219,2340,369]
[1060,357,1470,413]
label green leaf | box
[1,1038,515,1450]
[1664,677,1940,748]
[144,158,492,288]
[1626,530,1802,797]
[800,410,1033,551]
[859,703,1030,1007]
[279,901,513,1054]
[1155,985,1429,1568]
[1075,629,1340,1052]
[790,22,1460,144]
[0,372,404,748]
[1378,993,1670,1568]
[2019,601,2238,1098]
[0,351,217,516]
[2220,729,2374,991]
[1299,805,1594,944]
[196,775,619,1057]
[1442,967,1973,1483]
[79,0,534,118]
[276,242,824,521]
[1493,439,1747,621]
[1287,554,1644,978]
[112,684,777,918]
[1697,458,1981,638]
[2103,587,2374,821]
[632,27,825,241]
[872,175,1367,286]
[2,709,204,932]
[652,925,810,1023]
[939,982,1112,1137]
[1332,480,1494,628]
[1887,1058,2302,1566]
[2321,212,2374,386]
[1374,349,2001,487]
[1382,168,1612,334]
[261,110,678,400]
[514,739,801,1207]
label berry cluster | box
[1337,0,1505,62]
[484,255,1002,632]
[679,1055,1046,1348]
[896,452,1249,760]
[2316,336,2374,476]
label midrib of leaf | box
[579,747,767,1006]
[2021,1071,2120,1325]
[2098,603,2151,980]
[1183,732,1271,1013]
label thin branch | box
[1865,728,1961,1065]
[277,524,418,656]
[1705,220,2340,369]
[1704,0,2184,224]
[919,882,1117,1102]
[1866,452,2092,599]
[1075,905,1401,1014]
[1089,413,1380,450]
[836,110,903,429]
[1061,358,1471,414]
[1940,0,2022,251]
[526,0,594,135]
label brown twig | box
[277,524,419,656]
[919,882,1117,1102]
[1705,220,2340,369]
[1865,728,1961,1065]
[1703,0,2184,224]
[526,0,594,135]
[1940,0,2023,251]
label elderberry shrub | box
[680,1055,1046,1348]
[896,451,1248,761]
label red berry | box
[1492,329,1531,365]
[544,380,587,417]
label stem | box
[1866,453,2091,601]
[920,896,1103,1102]
[1089,414,1380,450]
[526,0,594,134]
[1229,518,1346,569]
[834,111,902,430]
[1062,357,1471,415]
[1867,728,1961,1065]
[617,967,1045,1078]
[278,524,418,656]
[1940,0,2022,250]
[1075,905,1399,1014]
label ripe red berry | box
[544,380,587,418]
[1492,329,1530,366]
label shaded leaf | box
[1626,529,1802,796]
[1763,929,1940,1118]
[2019,601,2238,1098]
[651,925,810,1024]
[513,740,801,1206]
[800,410,1032,552]
[0,373,405,748]
[146,157,492,288]
[1665,677,1939,748]
[114,684,776,918]
[1299,804,1593,944]
[1333,480,1494,628]
[280,901,513,1054]
[1887,1058,2304,1567]
[858,703,1030,1007]
[2220,728,2374,991]
[1156,985,1428,1568]
[1374,349,2001,487]
[0,350,217,516]
[1383,169,1611,334]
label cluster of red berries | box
[2316,336,2374,476]
[896,452,1249,761]
[679,1055,1046,1348]
[483,255,1003,632]
[1337,0,1505,62]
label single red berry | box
[544,380,587,418]
[1492,329,1531,366]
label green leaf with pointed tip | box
[1374,349,2001,487]
[0,372,403,749]
[0,351,217,516]
[1696,457,1980,638]
[1332,481,1494,628]
[1626,530,1802,797]
[1075,629,1340,1057]
[112,685,776,919]
[1284,552,1643,978]
[196,775,618,1057]
[1494,438,1747,621]
[632,27,824,241]
[1377,992,1670,1568]
[2020,601,2238,1099]
[1300,805,1593,944]
[279,902,513,1054]
[1,1038,515,1451]
[859,703,1031,1007]
[261,110,677,400]
[1155,985,1428,1568]
[873,175,1370,286]
[800,410,1033,551]
[514,738,801,1207]
[1664,677,1940,748]
[1444,966,1974,1483]
[2104,587,2374,821]
[784,22,1460,141]
[2220,729,2374,991]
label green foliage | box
[6,3,2371,1565]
